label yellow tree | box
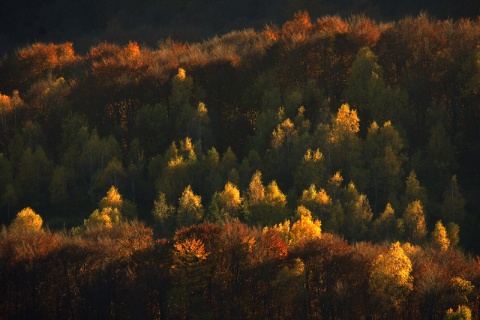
[289,206,322,246]
[431,220,450,251]
[214,182,243,221]
[299,184,332,225]
[403,200,427,244]
[326,104,363,184]
[177,185,204,228]
[247,170,265,206]
[10,207,43,232]
[368,242,413,317]
[83,186,128,229]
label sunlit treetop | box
[10,207,43,232]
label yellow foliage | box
[84,209,113,229]
[11,207,43,232]
[331,104,360,143]
[197,102,208,117]
[290,206,321,245]
[369,242,413,311]
[99,186,123,210]
[176,67,187,80]
[219,182,242,212]
[329,171,344,189]
[303,148,323,162]
[265,180,287,208]
[84,207,122,229]
[248,170,265,205]
[432,220,450,251]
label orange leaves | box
[281,11,313,43]
[315,16,348,36]
[347,16,381,47]
[16,42,76,75]
[89,42,153,85]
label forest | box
[1,8,480,319]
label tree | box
[441,175,466,223]
[50,166,70,205]
[177,185,204,228]
[431,220,450,251]
[364,121,406,213]
[135,103,169,156]
[214,182,243,220]
[444,305,472,320]
[402,170,427,210]
[10,207,43,232]
[294,149,326,192]
[99,185,123,211]
[82,186,131,229]
[345,47,386,125]
[343,183,373,242]
[403,200,427,244]
[152,192,175,234]
[325,104,363,184]
[446,222,460,247]
[171,236,210,318]
[289,206,322,246]
[372,203,398,241]
[17,146,53,207]
[298,184,332,225]
[247,170,265,206]
[368,242,413,317]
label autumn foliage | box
[1,11,480,319]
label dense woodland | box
[2,10,480,319]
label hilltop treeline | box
[1,0,479,53]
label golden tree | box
[10,207,43,232]
[368,242,413,316]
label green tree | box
[50,166,70,205]
[372,203,398,241]
[402,170,428,210]
[323,104,363,185]
[135,103,169,156]
[441,175,466,223]
[17,146,53,207]
[364,121,406,213]
[345,46,408,128]
[446,222,460,247]
[298,184,332,224]
[294,149,326,192]
[343,182,373,241]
